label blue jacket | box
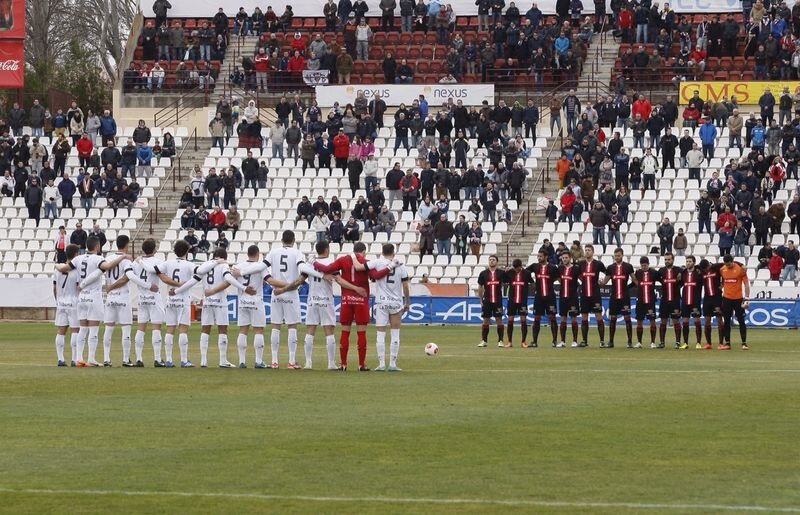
[554,36,570,55]
[699,122,717,145]
[99,115,117,136]
[751,126,766,146]
[137,145,153,164]
[58,178,76,198]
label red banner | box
[0,0,24,40]
[0,40,23,87]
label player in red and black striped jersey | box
[679,255,704,349]
[602,248,635,348]
[526,251,559,348]
[634,257,660,348]
[503,259,534,348]
[698,259,723,350]
[576,245,608,347]
[556,252,581,348]
[658,253,683,349]
[477,255,505,347]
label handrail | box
[131,127,198,254]
[152,86,211,127]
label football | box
[424,343,439,356]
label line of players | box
[51,230,411,371]
[476,245,752,350]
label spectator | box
[768,250,784,280]
[78,174,94,214]
[24,177,43,226]
[57,173,75,211]
[355,19,372,60]
[42,178,59,220]
[270,123,286,163]
[295,195,314,226]
[717,220,734,256]
[433,212,454,260]
[132,120,151,146]
[417,218,435,256]
[733,220,750,257]
[780,240,799,282]
[209,114,226,152]
[768,201,786,236]
[585,201,610,252]
[657,217,675,255]
[136,143,153,178]
[181,206,196,229]
[468,220,483,256]
[374,205,397,237]
[215,232,230,250]
[222,168,238,209]
[70,222,88,252]
[480,182,499,224]
[672,227,688,256]
[208,206,226,236]
[400,169,420,216]
[204,168,222,208]
[120,139,137,179]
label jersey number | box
[172,269,181,282]
[279,255,288,273]
[206,270,215,285]
[386,268,396,284]
[80,261,88,280]
[108,266,120,280]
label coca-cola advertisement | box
[0,40,23,88]
[0,0,24,39]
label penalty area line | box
[0,487,798,512]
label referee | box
[720,255,750,351]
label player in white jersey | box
[130,238,169,367]
[366,243,410,371]
[52,244,82,366]
[157,240,199,367]
[56,236,128,367]
[275,240,366,370]
[226,245,284,368]
[263,230,306,369]
[102,234,154,367]
[174,248,246,367]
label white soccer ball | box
[424,342,439,356]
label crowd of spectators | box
[0,103,166,227]
[550,83,800,284]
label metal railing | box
[131,127,198,254]
[152,85,212,127]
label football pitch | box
[0,323,799,514]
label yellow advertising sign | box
[678,81,800,105]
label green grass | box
[0,323,799,514]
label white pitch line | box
[0,487,797,513]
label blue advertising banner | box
[224,296,800,328]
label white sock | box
[88,326,99,362]
[70,332,78,363]
[390,328,400,367]
[55,334,65,362]
[288,328,298,363]
[218,333,228,365]
[164,333,174,363]
[376,330,386,367]
[270,328,280,364]
[179,333,189,363]
[254,333,265,364]
[103,326,114,363]
[121,326,131,362]
[76,327,87,362]
[237,333,248,365]
[304,333,314,367]
[152,329,163,362]
[134,330,145,362]
[326,334,336,368]
[200,332,209,366]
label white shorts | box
[55,300,79,328]
[305,302,336,327]
[78,293,105,322]
[104,296,133,325]
[138,295,165,324]
[201,304,229,326]
[270,295,300,325]
[238,296,266,327]
[374,302,403,327]
[165,297,191,326]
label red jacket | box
[560,190,576,213]
[768,255,784,279]
[76,137,94,158]
[716,211,737,229]
[290,37,307,53]
[618,9,632,29]
[769,164,786,182]
[631,99,652,120]
[683,107,701,122]
[398,174,419,192]
[333,134,350,158]
[287,55,305,73]
[254,53,270,71]
[209,210,226,226]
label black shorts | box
[721,297,745,318]
[580,295,602,314]
[533,296,557,317]
[681,301,702,318]
[608,297,632,317]
[703,296,721,317]
[635,301,657,321]
[506,302,528,317]
[558,296,579,317]
[481,301,503,319]
[659,299,681,319]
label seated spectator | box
[225,205,241,239]
[344,216,361,242]
[179,186,193,208]
[184,228,200,260]
[295,195,314,226]
[215,232,230,250]
[374,205,396,236]
[208,206,226,235]
[181,206,196,229]
[396,59,414,83]
[197,233,211,258]
[328,213,344,243]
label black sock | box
[625,318,632,343]
[659,323,667,345]
[597,319,605,342]
[560,322,567,342]
[650,322,657,344]
[609,320,616,344]
[506,321,514,343]
[481,325,489,342]
[682,322,690,344]
[549,320,558,344]
[532,319,541,344]
[497,325,504,342]
[636,322,643,343]
[521,321,528,343]
[704,322,712,345]
[572,320,579,342]
[581,320,589,343]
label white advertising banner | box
[315,84,495,108]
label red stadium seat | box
[303,18,316,28]
[386,32,400,45]
[417,60,430,73]
[373,32,387,45]
[394,46,408,59]
[420,46,433,59]
[315,18,327,28]
[412,32,425,45]
[399,33,412,45]
[291,18,303,28]
[407,47,421,59]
